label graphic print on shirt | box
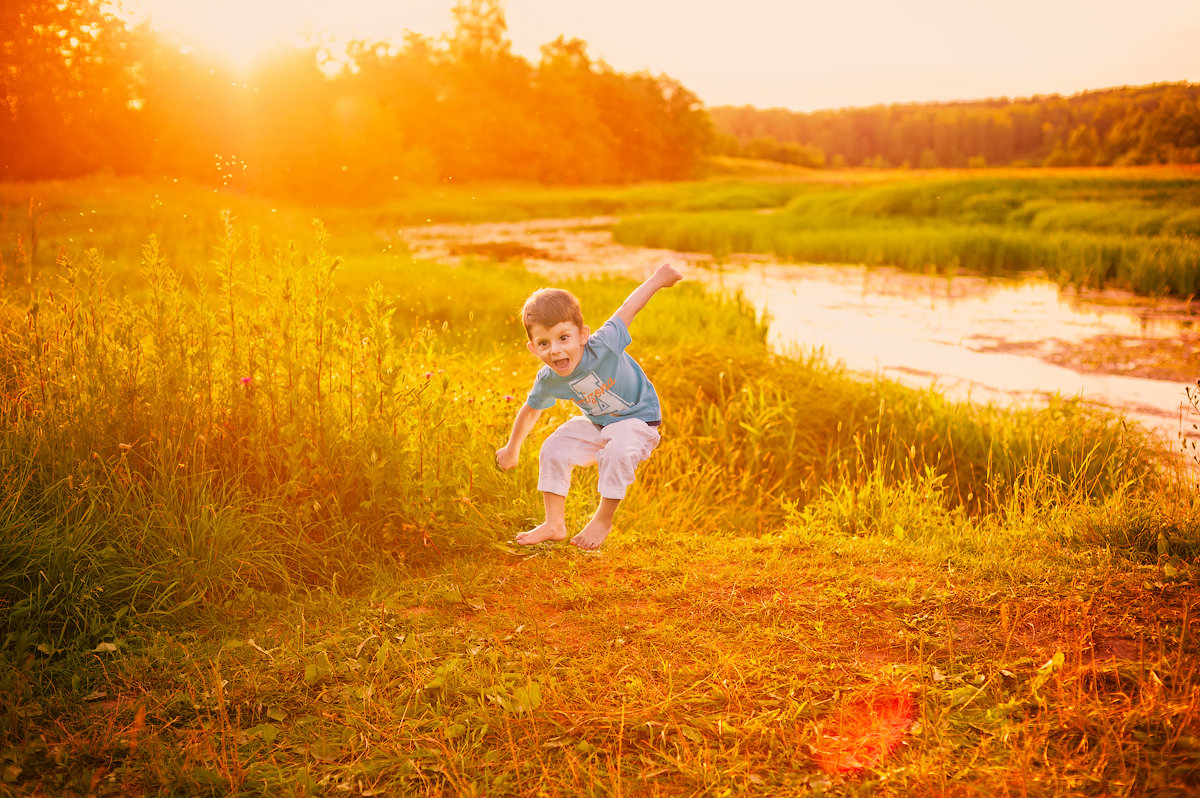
[569,371,631,415]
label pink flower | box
[240,377,251,385]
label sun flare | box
[117,0,455,73]
[118,1,295,71]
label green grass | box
[0,177,1197,796]
[614,167,1200,297]
[0,173,818,295]
[18,168,1198,297]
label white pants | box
[538,417,662,501]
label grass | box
[0,175,1198,796]
[0,172,817,295]
[9,512,1198,795]
[613,167,1200,297]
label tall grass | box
[642,339,1167,540]
[615,170,1200,296]
[0,203,790,654]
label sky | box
[123,0,1200,112]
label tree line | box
[1,0,710,198]
[4,0,1199,197]
[709,83,1200,169]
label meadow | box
[1,172,1198,796]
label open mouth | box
[553,357,571,372]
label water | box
[706,263,1196,445]
[399,217,1199,449]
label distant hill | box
[708,83,1200,169]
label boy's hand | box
[495,445,519,471]
[655,263,683,288]
[615,263,684,328]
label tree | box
[533,37,619,182]
[130,30,243,183]
[1066,124,1099,166]
[438,0,540,180]
[2,0,716,188]
[1,0,140,178]
[708,83,1200,170]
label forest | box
[1,0,711,197]
[5,1,1200,203]
[710,83,1200,170]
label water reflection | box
[703,263,1195,446]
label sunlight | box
[814,690,915,774]
[110,0,1200,108]
[117,0,455,73]
[116,0,306,71]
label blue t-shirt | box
[526,316,661,426]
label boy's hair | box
[520,288,583,338]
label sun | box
[116,0,332,72]
[115,0,458,74]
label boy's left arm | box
[614,263,682,328]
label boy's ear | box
[526,339,538,357]
[580,324,591,343]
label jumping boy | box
[495,263,683,549]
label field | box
[1,170,1199,796]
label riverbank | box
[613,168,1200,298]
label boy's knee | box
[539,428,571,459]
[600,432,655,463]
[541,425,598,470]
[594,442,623,465]
[539,441,568,471]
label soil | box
[981,334,1200,384]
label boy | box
[495,264,683,549]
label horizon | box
[704,79,1197,114]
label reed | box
[615,170,1200,296]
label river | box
[398,216,1199,453]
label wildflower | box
[504,395,514,402]
[425,372,434,379]
[240,376,252,385]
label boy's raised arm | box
[614,264,683,328]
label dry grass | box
[11,520,1197,796]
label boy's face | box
[526,320,590,377]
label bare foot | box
[516,521,568,546]
[570,517,612,550]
